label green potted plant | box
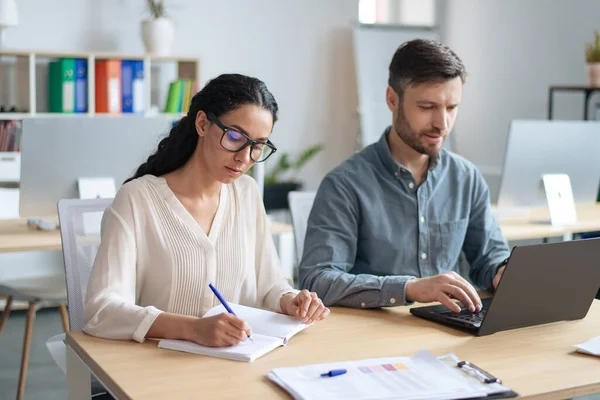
[585,31,600,87]
[141,0,175,56]
[262,144,324,211]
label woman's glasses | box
[206,112,277,163]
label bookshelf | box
[0,49,200,119]
[0,50,199,186]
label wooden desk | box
[497,204,600,242]
[66,301,600,400]
[0,218,62,253]
[0,218,293,254]
[2,204,599,253]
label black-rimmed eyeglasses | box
[206,112,277,163]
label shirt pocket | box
[428,218,469,268]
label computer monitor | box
[19,117,174,217]
[497,120,600,209]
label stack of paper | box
[158,303,310,362]
[268,350,516,400]
[574,335,600,356]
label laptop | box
[410,238,600,336]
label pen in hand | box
[208,283,254,343]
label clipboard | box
[268,350,518,400]
[451,359,518,399]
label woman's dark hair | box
[125,73,278,183]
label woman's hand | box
[280,289,330,324]
[189,313,252,347]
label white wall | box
[5,0,359,190]
[0,0,359,284]
[441,0,600,180]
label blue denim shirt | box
[298,129,510,308]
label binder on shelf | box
[48,58,75,113]
[121,60,134,113]
[95,60,122,114]
[181,80,192,113]
[74,59,88,113]
[164,79,195,114]
[132,60,145,113]
[164,80,184,113]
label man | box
[298,39,510,313]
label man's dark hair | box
[388,39,466,98]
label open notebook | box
[157,303,311,362]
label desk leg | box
[67,344,91,400]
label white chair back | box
[287,191,316,264]
[57,198,112,331]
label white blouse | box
[83,174,296,342]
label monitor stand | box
[541,174,577,227]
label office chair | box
[57,198,114,399]
[287,191,316,265]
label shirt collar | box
[375,126,443,177]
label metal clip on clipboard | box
[457,361,501,384]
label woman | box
[84,73,330,347]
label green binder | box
[48,58,76,113]
[164,80,185,113]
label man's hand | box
[492,266,505,290]
[405,272,482,313]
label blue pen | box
[320,369,347,377]
[208,283,253,343]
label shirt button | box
[390,297,396,304]
[361,302,366,308]
[420,216,425,223]
[421,253,427,260]
[408,182,415,189]
[394,172,399,177]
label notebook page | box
[203,303,310,340]
[158,334,283,362]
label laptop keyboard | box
[442,308,487,324]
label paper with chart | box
[158,303,310,362]
[268,350,514,400]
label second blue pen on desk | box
[208,283,254,343]
[320,369,347,377]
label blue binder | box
[132,61,144,113]
[74,59,87,113]
[121,60,134,113]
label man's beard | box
[393,106,445,166]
